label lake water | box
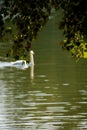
[0,12,87,130]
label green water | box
[0,12,87,130]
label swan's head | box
[30,50,34,55]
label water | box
[0,12,87,130]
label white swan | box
[0,50,34,79]
[11,50,34,69]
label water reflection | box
[0,65,87,130]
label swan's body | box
[11,60,26,65]
[11,60,29,69]
[11,50,34,69]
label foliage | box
[1,0,87,60]
[61,31,87,60]
[0,0,52,60]
[57,0,87,59]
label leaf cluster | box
[58,0,87,59]
[0,0,52,59]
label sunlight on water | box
[0,68,87,130]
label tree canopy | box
[58,0,87,59]
[0,0,87,60]
[0,0,52,60]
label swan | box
[11,50,34,69]
[0,50,34,79]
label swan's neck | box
[30,53,34,66]
[30,52,34,79]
